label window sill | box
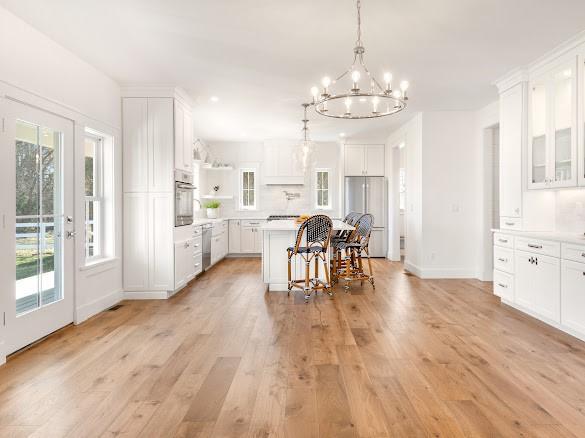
[315,207,333,211]
[80,257,119,274]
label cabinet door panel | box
[123,99,148,192]
[149,193,173,290]
[561,260,585,334]
[148,98,174,193]
[240,227,255,253]
[174,101,185,171]
[174,241,187,290]
[515,250,560,322]
[183,109,193,171]
[368,229,386,257]
[365,145,385,176]
[345,145,365,176]
[528,80,548,188]
[229,220,241,253]
[500,84,523,217]
[123,193,149,290]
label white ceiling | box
[3,0,585,142]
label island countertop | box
[260,219,354,232]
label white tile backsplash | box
[556,189,585,233]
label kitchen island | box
[260,219,354,291]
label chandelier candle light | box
[307,0,410,119]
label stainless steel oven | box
[175,170,195,227]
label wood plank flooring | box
[2,258,585,437]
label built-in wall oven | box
[175,170,195,227]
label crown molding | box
[120,85,194,109]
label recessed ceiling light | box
[210,96,219,103]
[339,133,346,138]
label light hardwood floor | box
[2,258,585,437]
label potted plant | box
[204,200,221,219]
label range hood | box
[262,140,305,185]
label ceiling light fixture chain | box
[302,0,410,120]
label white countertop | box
[260,219,354,232]
[493,229,585,245]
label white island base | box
[260,220,354,292]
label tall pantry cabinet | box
[122,90,193,297]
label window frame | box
[239,167,258,211]
[315,168,332,210]
[84,131,105,262]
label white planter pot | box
[207,208,219,219]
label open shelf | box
[201,164,234,171]
[201,195,234,199]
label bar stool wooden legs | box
[287,215,333,303]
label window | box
[399,167,406,211]
[240,168,257,210]
[315,169,331,209]
[84,129,114,263]
[85,133,103,260]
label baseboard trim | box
[122,290,171,300]
[75,289,122,324]
[403,261,479,280]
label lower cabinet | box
[174,238,196,290]
[515,250,560,323]
[493,269,514,301]
[230,220,265,254]
[561,260,585,334]
[211,231,228,265]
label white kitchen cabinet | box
[148,98,174,193]
[515,249,560,323]
[174,238,195,290]
[263,141,304,185]
[122,99,148,192]
[344,145,366,176]
[148,193,174,291]
[561,259,585,335]
[580,52,585,187]
[229,220,241,253]
[123,97,178,193]
[123,193,149,290]
[240,220,264,253]
[344,144,385,176]
[499,83,524,218]
[493,269,514,301]
[174,100,193,172]
[528,58,578,189]
[123,192,173,292]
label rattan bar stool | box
[330,212,362,284]
[287,215,334,302]
[333,213,375,291]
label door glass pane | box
[554,68,572,182]
[531,83,547,184]
[15,120,63,316]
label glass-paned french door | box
[1,100,74,355]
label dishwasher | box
[202,223,212,271]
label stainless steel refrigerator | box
[344,176,386,257]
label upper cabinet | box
[174,100,193,173]
[344,144,385,176]
[123,97,174,193]
[499,83,524,218]
[528,58,578,189]
[263,141,304,185]
[580,52,585,187]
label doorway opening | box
[483,123,500,279]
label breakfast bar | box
[260,219,354,291]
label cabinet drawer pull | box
[497,283,508,288]
[184,243,190,248]
[497,258,508,263]
[505,222,515,226]
[498,239,508,243]
[195,263,200,267]
[581,252,585,258]
[527,244,542,249]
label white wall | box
[0,7,122,362]
[420,111,481,278]
[198,140,344,218]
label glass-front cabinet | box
[528,58,578,189]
